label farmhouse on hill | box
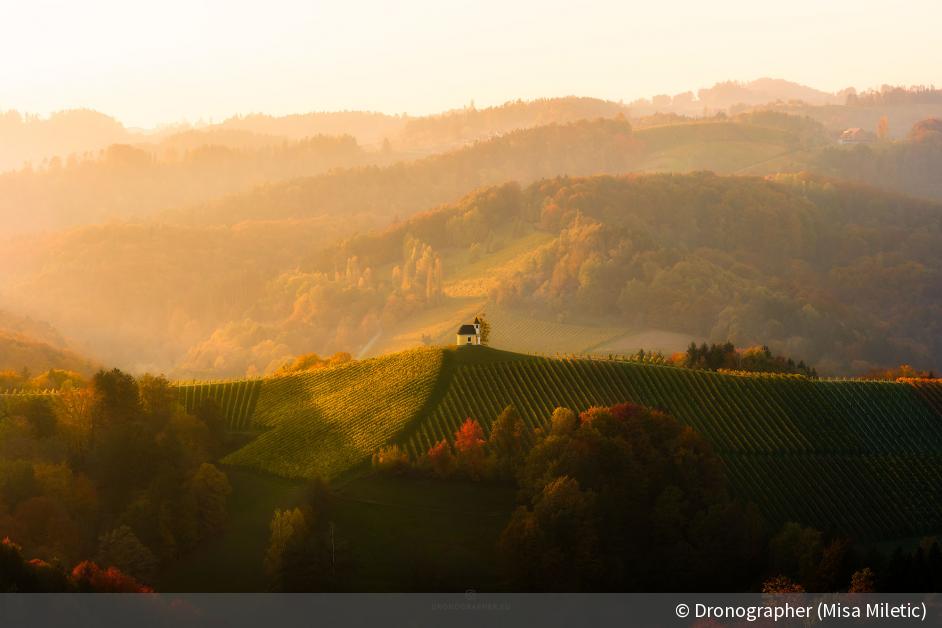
[839,127,873,144]
[456,318,482,346]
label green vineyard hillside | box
[176,379,262,429]
[192,346,942,541]
[221,347,445,480]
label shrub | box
[372,445,410,474]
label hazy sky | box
[2,0,939,128]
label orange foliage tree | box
[454,418,486,480]
[71,561,153,593]
[426,439,455,478]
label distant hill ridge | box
[0,309,97,376]
[178,346,942,541]
[175,114,822,226]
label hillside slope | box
[410,348,942,541]
[221,347,445,479]
[0,135,369,235]
[199,347,942,541]
[0,309,97,376]
[173,115,820,227]
[0,330,97,377]
[6,129,941,376]
[327,172,942,374]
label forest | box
[0,134,371,234]
[3,122,941,376]
[4,363,941,593]
[155,170,941,377]
[372,401,940,593]
[0,369,231,591]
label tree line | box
[362,401,942,592]
[0,369,233,591]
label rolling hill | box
[220,347,445,479]
[172,114,826,227]
[183,346,942,541]
[0,309,98,377]
[0,109,130,173]
[325,171,942,374]
[0,118,825,374]
[5,116,942,377]
[0,134,371,235]
[0,330,97,378]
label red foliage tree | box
[454,418,485,452]
[71,561,153,593]
[454,418,486,479]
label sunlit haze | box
[2,0,939,127]
[5,0,942,609]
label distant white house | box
[456,318,482,346]
[839,127,873,144]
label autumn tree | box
[90,412,156,511]
[0,460,38,511]
[768,522,823,590]
[30,369,84,391]
[265,479,348,591]
[499,476,601,590]
[95,525,158,584]
[71,561,153,592]
[371,444,410,474]
[488,405,527,478]
[503,402,765,590]
[549,407,578,436]
[0,537,68,592]
[265,507,309,586]
[476,313,491,345]
[56,387,94,463]
[454,418,486,480]
[11,496,81,565]
[189,463,232,541]
[138,374,178,425]
[90,368,140,433]
[82,367,226,563]
[19,397,57,439]
[426,439,455,478]
[276,352,353,375]
[877,115,889,141]
[812,538,853,592]
[26,558,72,592]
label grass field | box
[631,121,798,173]
[485,305,628,355]
[442,230,555,298]
[590,328,702,355]
[364,296,486,357]
[182,345,942,541]
[158,467,308,592]
[334,473,515,591]
[158,467,515,592]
